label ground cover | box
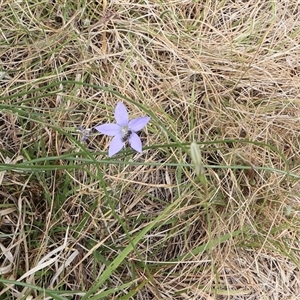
[1,1,300,299]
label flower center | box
[120,125,132,143]
[120,125,130,137]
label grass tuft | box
[1,1,300,299]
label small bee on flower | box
[121,127,132,143]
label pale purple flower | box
[95,102,150,157]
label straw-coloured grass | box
[1,1,300,299]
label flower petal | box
[128,116,150,132]
[115,102,129,126]
[109,135,125,157]
[95,124,120,136]
[129,132,143,153]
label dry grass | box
[1,0,300,299]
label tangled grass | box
[1,1,300,299]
